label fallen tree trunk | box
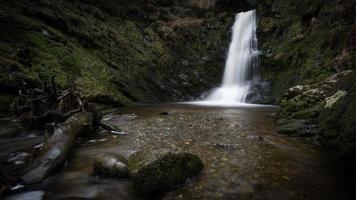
[22,112,92,184]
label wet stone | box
[92,153,129,179]
[4,191,45,200]
[5,152,29,166]
[159,112,169,116]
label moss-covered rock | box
[324,90,347,109]
[258,0,355,161]
[277,70,356,162]
[277,118,319,137]
[257,0,356,103]
[128,148,203,194]
[319,71,356,162]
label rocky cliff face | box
[276,71,356,161]
[257,0,355,103]
[0,0,255,112]
[256,0,356,162]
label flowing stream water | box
[192,10,259,107]
[2,105,356,200]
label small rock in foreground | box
[158,112,169,116]
[92,153,129,179]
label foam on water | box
[190,10,259,107]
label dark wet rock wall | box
[0,0,255,112]
[257,0,356,162]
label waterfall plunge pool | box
[5,104,354,200]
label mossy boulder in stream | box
[127,148,203,194]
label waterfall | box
[192,10,259,106]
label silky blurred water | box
[199,10,259,105]
[22,104,355,200]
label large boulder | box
[127,148,203,194]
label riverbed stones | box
[127,148,204,194]
[92,153,129,179]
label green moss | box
[291,103,322,119]
[0,0,242,105]
[75,57,133,105]
[260,17,277,33]
[319,72,356,160]
[27,32,72,87]
[258,0,356,103]
[128,148,204,193]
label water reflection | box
[14,104,354,200]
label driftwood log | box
[22,112,92,184]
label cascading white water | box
[191,10,259,107]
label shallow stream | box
[3,104,356,200]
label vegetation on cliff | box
[1,0,252,112]
[257,0,355,103]
[258,0,355,161]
